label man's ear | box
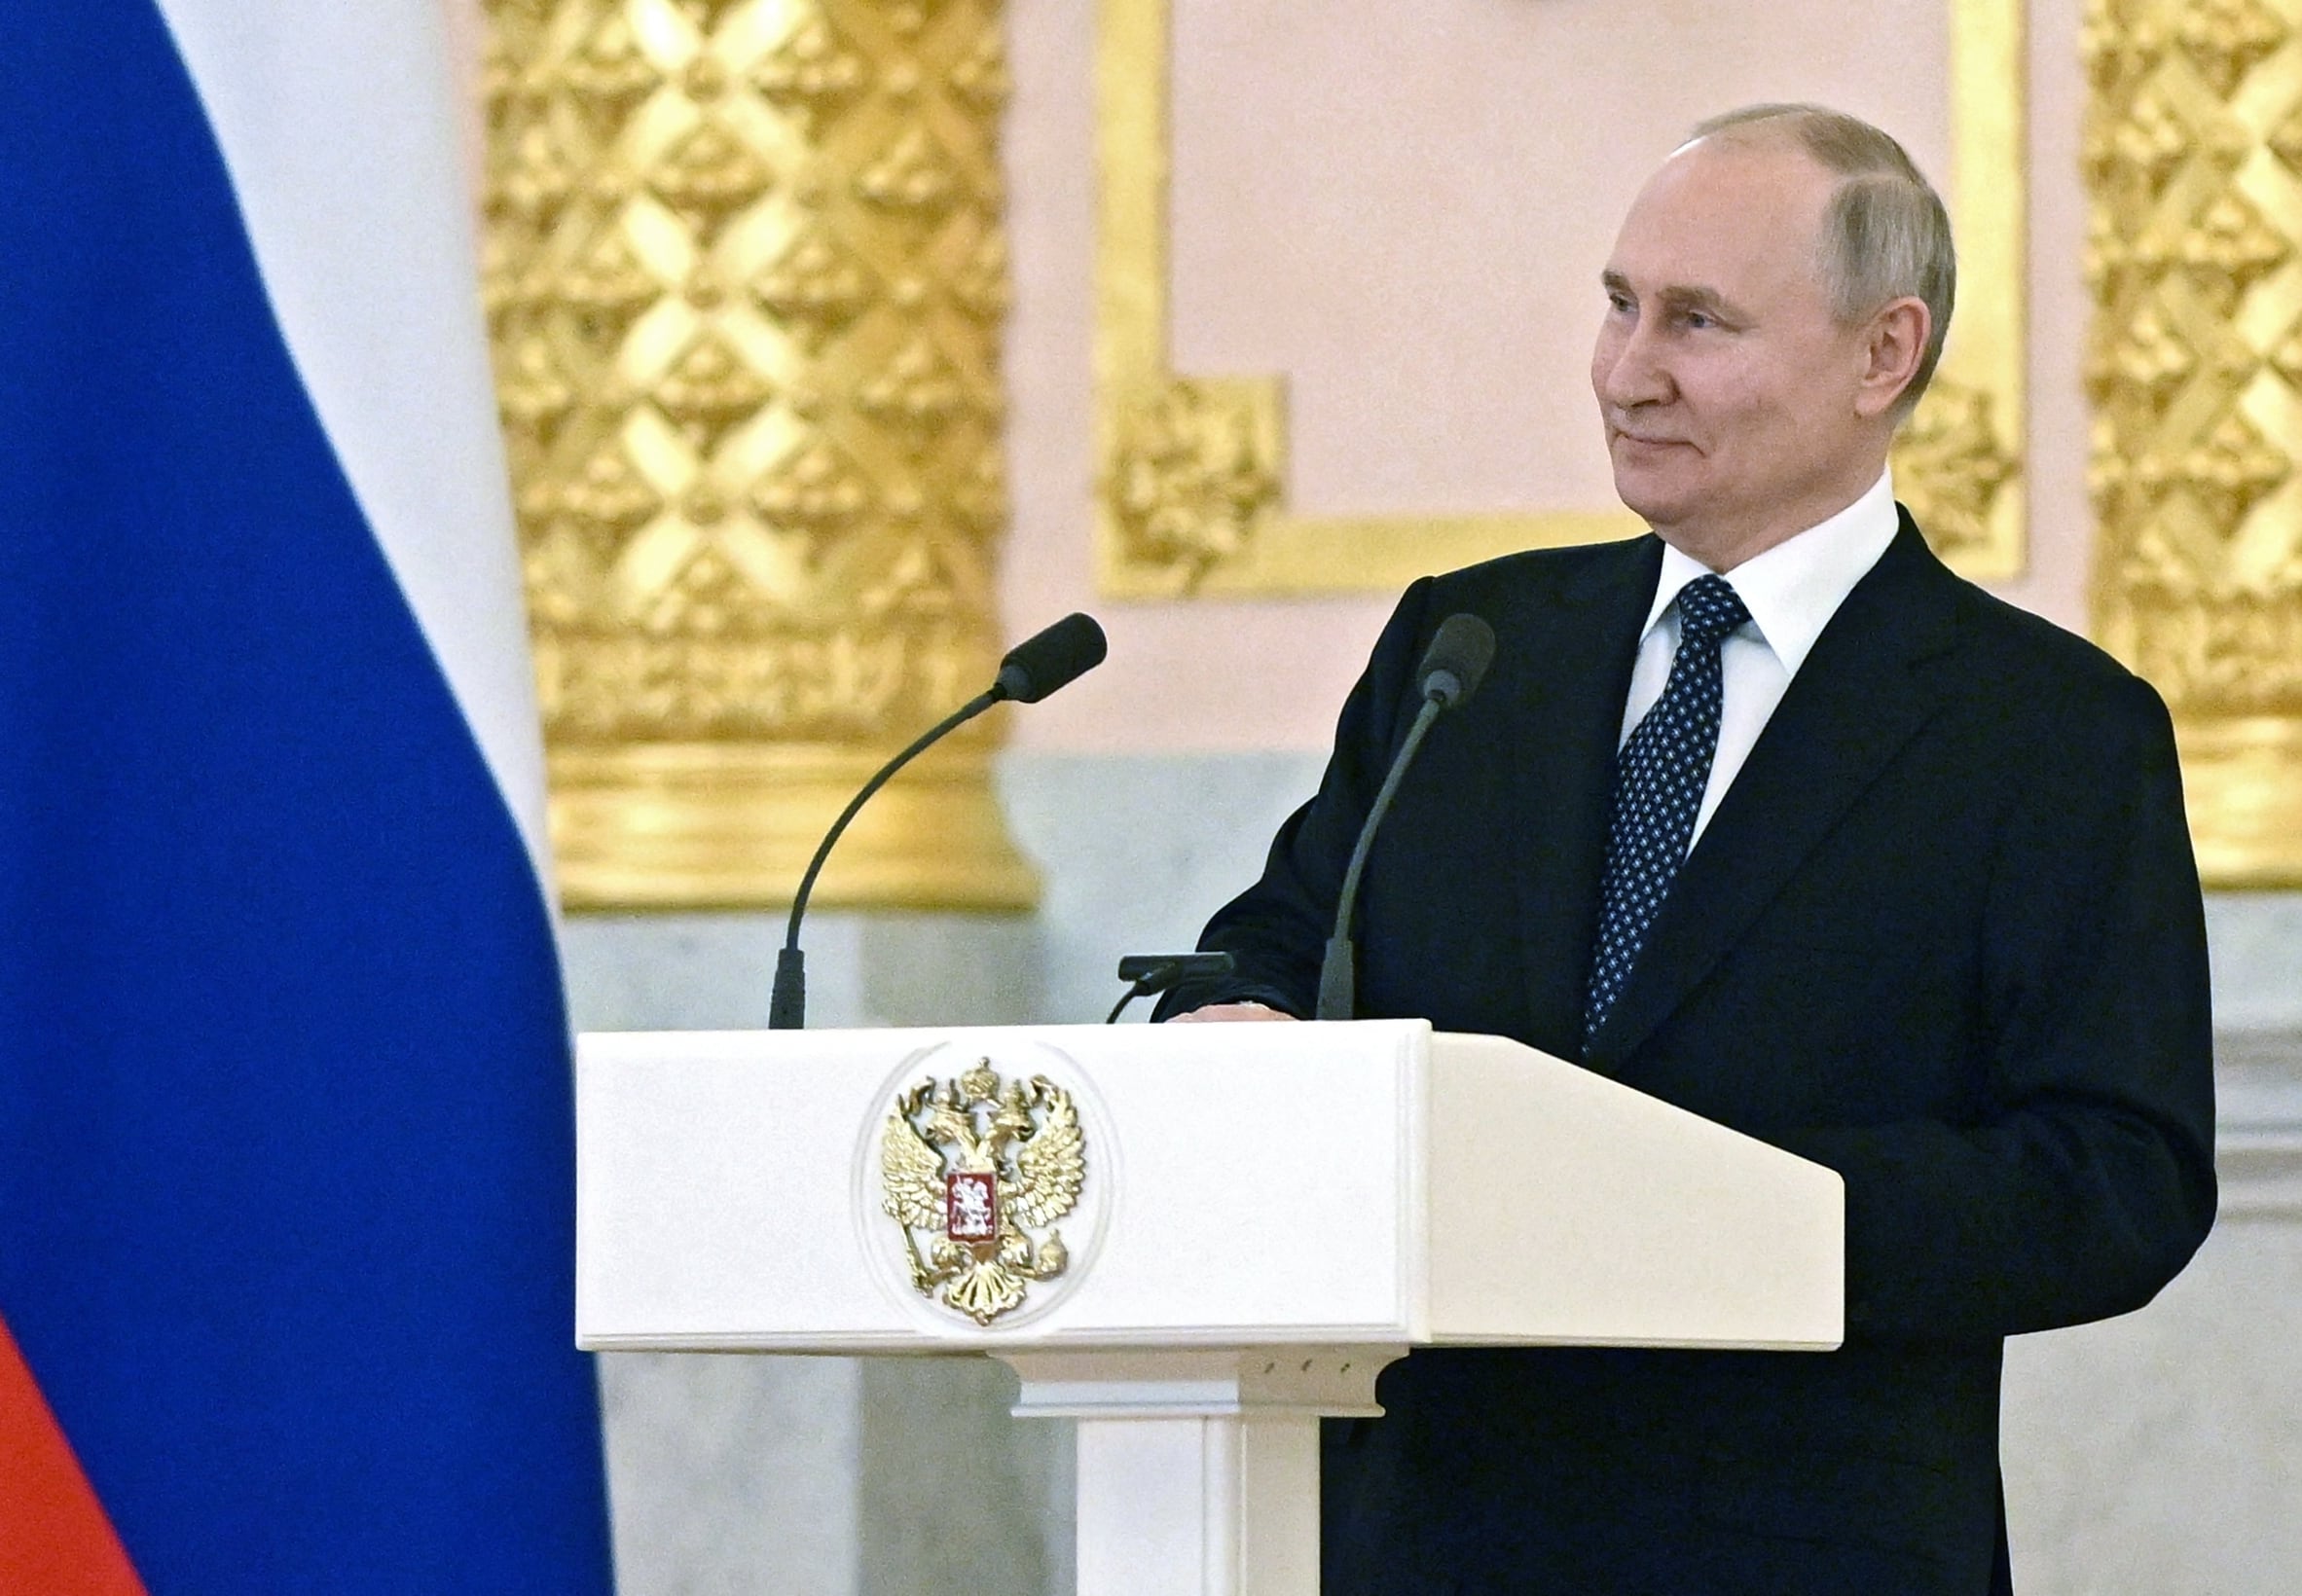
[1854,297,1930,419]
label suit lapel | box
[1586,516,1962,1070]
[1510,536,1662,1056]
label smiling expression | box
[1591,138,1910,571]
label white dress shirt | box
[1619,470,1901,846]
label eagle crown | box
[920,1066,1037,1172]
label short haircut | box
[1689,103,1955,417]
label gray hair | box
[1689,103,1955,417]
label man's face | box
[1590,139,1886,567]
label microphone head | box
[1418,613,1496,709]
[995,612,1109,703]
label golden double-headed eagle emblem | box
[879,1059,1087,1324]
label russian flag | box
[0,3,612,1589]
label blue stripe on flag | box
[0,5,612,1588]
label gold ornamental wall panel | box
[484,0,1036,909]
[1093,0,2028,598]
[2088,0,2302,886]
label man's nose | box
[1595,322,1671,409]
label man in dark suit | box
[1156,105,2216,1594]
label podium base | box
[1001,1348,1402,1596]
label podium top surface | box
[575,1020,1842,1355]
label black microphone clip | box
[1106,952,1237,1024]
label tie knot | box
[1674,574,1749,647]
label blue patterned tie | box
[1583,573,1752,1047]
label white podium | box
[576,1019,1842,1596]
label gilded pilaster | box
[2087,0,2302,885]
[483,0,1034,909]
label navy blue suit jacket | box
[1157,516,2217,1595]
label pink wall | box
[1003,0,2096,752]
[1002,0,1394,754]
[2001,0,2093,634]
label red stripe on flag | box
[0,1312,145,1596]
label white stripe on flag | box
[152,0,553,887]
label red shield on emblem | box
[945,1170,998,1243]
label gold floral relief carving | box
[485,0,1034,910]
[2087,0,2302,885]
[1106,377,1283,582]
[1093,0,2028,598]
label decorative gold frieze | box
[563,16,656,118]
[1093,0,2029,597]
[751,18,869,127]
[2174,0,2291,94]
[948,28,1012,113]
[484,0,1033,910]
[2086,0,2302,885]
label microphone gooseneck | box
[769,613,1109,1030]
[1314,613,1497,1022]
[769,690,997,1030]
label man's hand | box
[1169,1001,1298,1023]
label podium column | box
[1001,1349,1399,1596]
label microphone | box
[769,613,1109,1029]
[996,610,1108,703]
[1314,613,1495,1021]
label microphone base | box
[1315,937,1355,1022]
[769,949,806,1031]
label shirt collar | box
[1639,470,1900,676]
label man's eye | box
[1681,310,1714,330]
